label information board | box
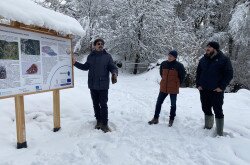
[0,25,73,98]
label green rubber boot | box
[204,114,214,129]
[216,118,224,136]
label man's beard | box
[96,47,103,51]
[206,50,215,56]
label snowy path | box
[0,67,250,165]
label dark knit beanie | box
[169,50,178,58]
[207,41,220,50]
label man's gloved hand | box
[111,73,117,84]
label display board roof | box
[0,0,85,36]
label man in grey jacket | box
[73,38,118,133]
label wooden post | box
[15,95,27,149]
[53,90,61,132]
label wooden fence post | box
[53,90,61,132]
[15,95,27,149]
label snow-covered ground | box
[1,64,250,165]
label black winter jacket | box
[74,50,118,90]
[196,51,233,90]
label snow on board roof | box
[0,0,85,36]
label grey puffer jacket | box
[74,50,118,90]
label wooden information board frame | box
[0,21,75,149]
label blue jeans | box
[154,92,177,120]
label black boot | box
[94,120,102,129]
[148,117,159,125]
[168,119,174,127]
[101,124,111,133]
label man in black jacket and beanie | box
[196,41,233,136]
[73,38,118,133]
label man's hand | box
[197,86,203,90]
[72,57,77,65]
[111,73,117,84]
[213,87,223,92]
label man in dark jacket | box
[196,41,233,136]
[73,38,118,133]
[148,50,186,127]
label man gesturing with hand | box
[73,38,118,133]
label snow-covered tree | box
[108,0,178,74]
[36,0,114,54]
[173,0,218,85]
[229,1,250,89]
[35,0,250,88]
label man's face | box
[167,54,176,62]
[94,41,104,51]
[205,45,216,56]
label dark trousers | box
[199,90,224,119]
[90,89,109,125]
[154,92,177,120]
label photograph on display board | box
[21,62,41,75]
[42,46,57,56]
[0,40,19,60]
[21,39,40,55]
[0,65,7,79]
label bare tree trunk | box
[228,36,234,59]
[133,54,140,74]
[133,14,144,74]
[88,0,93,50]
